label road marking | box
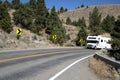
[0,47,83,53]
[0,50,81,63]
[49,55,93,80]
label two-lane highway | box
[0,48,96,80]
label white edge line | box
[49,54,93,80]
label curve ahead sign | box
[16,28,22,36]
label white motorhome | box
[86,35,111,49]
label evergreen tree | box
[13,7,33,28]
[66,17,71,25]
[81,4,84,8]
[65,8,68,12]
[12,0,21,9]
[86,6,89,8]
[0,4,13,33]
[0,0,2,4]
[71,17,86,27]
[46,6,67,45]
[111,16,120,49]
[4,0,11,8]
[29,0,36,9]
[35,0,49,30]
[81,17,86,27]
[77,17,86,27]
[71,21,78,26]
[114,16,120,34]
[60,7,64,13]
[89,7,102,35]
[76,26,87,46]
[101,15,115,33]
[0,18,13,33]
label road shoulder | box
[55,58,99,80]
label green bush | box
[0,18,13,33]
[0,3,13,33]
[75,26,87,46]
[111,16,120,49]
[66,17,71,25]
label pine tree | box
[13,7,33,29]
[86,6,89,8]
[60,7,64,13]
[81,17,86,27]
[29,0,36,9]
[111,15,120,49]
[101,15,115,33]
[0,4,13,33]
[71,21,78,26]
[76,26,87,46]
[46,6,67,45]
[0,0,2,4]
[65,8,68,12]
[66,17,71,25]
[81,4,84,8]
[71,17,86,27]
[12,0,21,9]
[4,0,11,8]
[77,17,86,27]
[35,0,49,30]
[89,7,102,35]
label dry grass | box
[89,57,114,80]
[59,5,120,26]
[63,24,79,41]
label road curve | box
[0,48,96,80]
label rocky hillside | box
[1,4,120,50]
[0,27,59,50]
[0,9,60,50]
[59,4,120,25]
[0,8,80,50]
[63,24,79,46]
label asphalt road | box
[0,48,97,80]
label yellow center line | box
[0,50,80,63]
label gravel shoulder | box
[56,58,99,80]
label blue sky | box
[4,0,120,10]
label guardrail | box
[94,51,120,69]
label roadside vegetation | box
[0,0,68,45]
[0,1,13,33]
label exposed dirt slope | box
[63,24,79,46]
[59,5,120,25]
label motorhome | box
[86,35,111,49]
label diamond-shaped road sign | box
[79,38,83,43]
[52,34,57,40]
[16,28,22,36]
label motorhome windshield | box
[87,40,99,43]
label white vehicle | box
[86,35,111,49]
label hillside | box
[0,9,79,49]
[63,24,79,46]
[59,4,120,25]
[0,4,120,49]
[0,9,59,50]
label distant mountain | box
[59,4,120,25]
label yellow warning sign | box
[52,34,57,40]
[79,38,83,43]
[16,28,22,36]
